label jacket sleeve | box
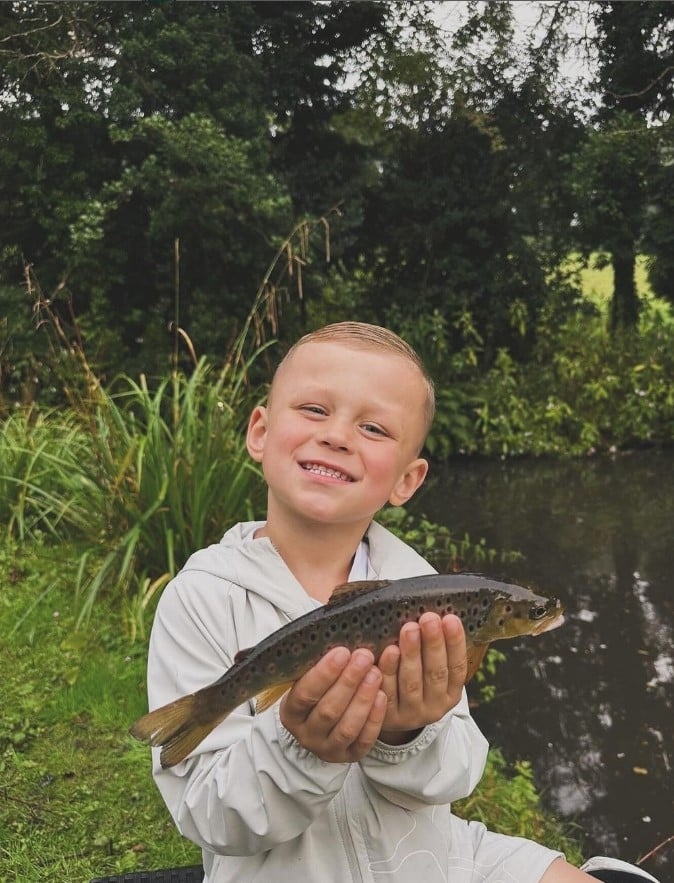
[147,578,350,856]
[358,689,489,810]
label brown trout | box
[130,573,564,768]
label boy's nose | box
[319,422,352,452]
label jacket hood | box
[179,519,435,621]
[180,521,315,621]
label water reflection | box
[415,450,674,879]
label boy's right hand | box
[279,647,387,763]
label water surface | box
[415,449,673,879]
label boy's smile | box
[300,461,355,482]
[246,340,429,534]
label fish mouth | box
[531,613,565,634]
[300,461,355,482]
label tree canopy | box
[1,0,673,403]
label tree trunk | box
[610,242,640,331]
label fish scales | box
[130,573,564,768]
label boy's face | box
[246,341,429,531]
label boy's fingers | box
[311,649,376,730]
[323,664,382,750]
[441,613,468,688]
[282,646,351,721]
[350,689,388,755]
[377,643,400,705]
[419,613,450,694]
[396,621,423,702]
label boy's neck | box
[255,517,370,603]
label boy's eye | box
[299,404,326,416]
[362,423,388,436]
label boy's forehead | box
[272,340,421,390]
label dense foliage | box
[1,1,673,410]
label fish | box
[130,573,564,768]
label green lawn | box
[0,542,201,882]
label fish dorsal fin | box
[234,646,254,664]
[325,579,391,608]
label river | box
[414,448,673,881]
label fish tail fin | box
[129,684,229,769]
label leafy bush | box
[452,296,674,457]
[454,747,584,862]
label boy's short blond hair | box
[273,322,435,444]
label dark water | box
[415,449,673,880]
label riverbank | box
[1,539,583,881]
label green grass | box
[0,542,201,882]
[1,538,583,881]
[577,253,654,306]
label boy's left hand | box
[376,612,467,745]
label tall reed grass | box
[0,407,93,540]
[76,360,265,636]
[1,360,264,636]
[3,211,340,635]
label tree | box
[0,2,397,390]
[350,1,583,365]
[582,1,674,330]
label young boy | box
[145,322,658,883]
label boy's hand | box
[279,647,387,763]
[377,613,467,744]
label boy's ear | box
[388,457,429,506]
[246,405,268,463]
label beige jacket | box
[147,521,560,882]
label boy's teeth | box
[303,463,351,481]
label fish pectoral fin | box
[465,642,490,682]
[255,681,294,713]
[326,579,391,607]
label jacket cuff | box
[273,704,351,779]
[367,722,439,763]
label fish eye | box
[530,605,548,620]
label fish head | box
[476,589,565,642]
